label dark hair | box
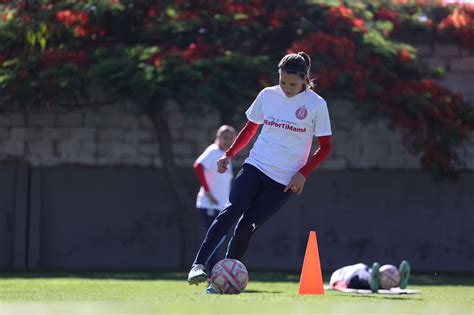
[278,52,314,89]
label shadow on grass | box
[0,271,473,286]
[0,271,186,281]
[243,289,283,294]
[339,293,423,301]
[0,271,302,283]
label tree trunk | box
[147,102,197,269]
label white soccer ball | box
[379,264,401,289]
[210,258,249,294]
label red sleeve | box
[225,120,261,158]
[193,162,209,192]
[298,135,332,177]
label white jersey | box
[195,143,233,210]
[245,85,332,185]
[329,263,368,288]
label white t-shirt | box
[245,85,332,185]
[329,263,368,288]
[195,143,233,210]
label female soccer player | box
[188,52,333,289]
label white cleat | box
[187,264,208,285]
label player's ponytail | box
[278,52,314,90]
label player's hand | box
[284,172,306,195]
[217,155,230,173]
[205,191,219,205]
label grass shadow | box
[243,289,283,294]
[0,271,186,281]
[336,293,423,301]
[0,271,473,287]
[0,271,302,283]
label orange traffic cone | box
[298,231,324,295]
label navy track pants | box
[193,163,292,265]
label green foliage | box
[0,0,473,180]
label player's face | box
[217,130,236,150]
[279,71,305,98]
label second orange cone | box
[298,230,324,295]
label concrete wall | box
[0,43,473,272]
[0,165,15,269]
[1,165,472,272]
[247,171,474,272]
[31,167,184,270]
[0,99,473,172]
[0,163,28,269]
[415,43,474,102]
[0,43,473,171]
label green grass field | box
[0,272,473,314]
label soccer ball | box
[379,264,400,289]
[210,258,249,294]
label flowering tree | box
[287,1,474,180]
[388,0,474,50]
[0,0,277,267]
[1,0,474,263]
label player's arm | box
[298,135,332,177]
[193,162,210,192]
[225,120,261,158]
[217,120,261,173]
[285,135,332,195]
[193,161,218,205]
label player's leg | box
[198,208,213,275]
[399,260,411,289]
[369,262,380,291]
[347,267,372,290]
[205,209,221,274]
[188,164,261,285]
[226,175,292,260]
